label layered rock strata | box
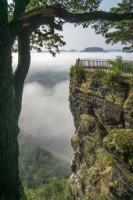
[69,72,133,200]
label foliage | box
[96,194,107,200]
[102,56,133,86]
[26,0,101,12]
[102,70,121,86]
[19,132,71,188]
[92,0,133,52]
[9,0,102,54]
[107,56,133,73]
[23,177,74,200]
[93,68,106,78]
[81,195,91,200]
[99,148,114,166]
[70,64,85,79]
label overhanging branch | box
[11,6,133,35]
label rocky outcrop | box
[69,71,133,200]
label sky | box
[8,0,123,50]
[59,0,123,50]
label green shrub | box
[93,68,106,78]
[101,56,133,86]
[96,194,107,200]
[108,56,126,72]
[128,65,133,73]
[70,64,85,79]
[107,56,133,73]
[81,195,91,200]
[23,177,74,200]
[102,70,121,86]
[102,56,123,86]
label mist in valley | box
[12,52,133,159]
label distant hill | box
[18,131,71,188]
[81,47,105,52]
[40,47,122,53]
[69,49,77,52]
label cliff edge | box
[69,70,133,200]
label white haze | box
[12,52,133,159]
[12,52,133,72]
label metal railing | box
[76,58,133,76]
[76,58,133,68]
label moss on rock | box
[103,129,133,170]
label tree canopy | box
[9,0,102,54]
[93,0,133,52]
[8,0,133,54]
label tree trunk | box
[0,37,25,200]
[13,32,31,122]
[0,3,26,199]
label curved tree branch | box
[10,6,133,35]
[13,31,30,121]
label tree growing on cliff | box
[1,0,133,199]
[93,0,133,52]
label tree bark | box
[13,32,30,121]
[0,1,26,199]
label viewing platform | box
[76,58,133,76]
[76,58,133,68]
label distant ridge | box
[39,47,122,53]
[81,47,105,52]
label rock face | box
[69,71,133,200]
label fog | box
[12,52,133,159]
[19,81,74,158]
[12,52,133,73]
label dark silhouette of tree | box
[0,0,133,199]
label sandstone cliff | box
[69,70,133,200]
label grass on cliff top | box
[70,64,85,79]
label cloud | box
[13,52,133,72]
[16,52,133,158]
[19,80,75,158]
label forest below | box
[19,131,71,188]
